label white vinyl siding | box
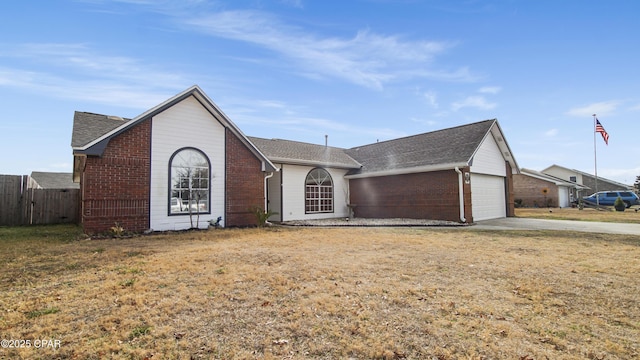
[266,164,282,222]
[150,96,225,230]
[470,134,507,176]
[279,164,349,221]
[543,166,584,185]
[469,132,509,221]
[471,174,506,221]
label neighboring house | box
[28,171,79,189]
[71,86,519,234]
[513,168,588,208]
[542,165,633,198]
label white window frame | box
[168,147,211,216]
[305,168,334,214]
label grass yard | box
[1,224,639,359]
[516,206,640,224]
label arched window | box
[169,148,210,215]
[305,168,333,214]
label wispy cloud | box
[545,128,558,137]
[566,100,621,118]
[478,86,501,94]
[181,10,471,90]
[0,43,189,108]
[628,103,640,111]
[410,117,437,126]
[280,0,303,8]
[227,100,406,142]
[451,95,496,111]
[423,91,438,108]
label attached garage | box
[341,119,518,224]
[471,173,506,221]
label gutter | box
[455,167,467,223]
[345,162,468,179]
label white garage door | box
[558,186,569,208]
[471,173,506,221]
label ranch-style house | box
[71,85,519,234]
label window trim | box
[167,147,212,216]
[304,167,334,214]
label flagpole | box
[593,114,599,207]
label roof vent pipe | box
[325,134,328,147]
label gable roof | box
[249,119,518,178]
[29,171,79,189]
[542,164,632,189]
[345,119,518,177]
[71,85,276,172]
[519,168,589,189]
[72,112,131,148]
[248,137,361,169]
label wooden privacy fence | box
[0,175,80,226]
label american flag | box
[595,118,609,145]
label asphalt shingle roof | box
[345,119,496,175]
[30,171,79,189]
[72,103,498,176]
[248,137,362,169]
[249,120,497,174]
[71,111,131,148]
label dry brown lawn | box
[1,224,639,359]
[516,207,640,224]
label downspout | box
[455,167,467,223]
[264,172,274,212]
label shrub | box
[250,206,278,227]
[110,222,125,237]
[614,196,626,212]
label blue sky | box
[1,0,639,185]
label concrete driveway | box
[473,217,640,235]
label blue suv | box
[582,191,640,208]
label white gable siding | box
[470,134,506,176]
[543,166,583,184]
[280,164,350,221]
[149,96,226,231]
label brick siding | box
[80,120,151,234]
[349,168,472,223]
[505,161,516,216]
[513,174,558,207]
[225,129,265,226]
[581,175,629,192]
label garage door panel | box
[558,187,569,208]
[471,174,506,221]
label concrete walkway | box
[473,217,640,235]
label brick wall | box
[513,174,558,207]
[349,169,471,223]
[581,175,629,192]
[225,129,265,226]
[81,120,151,234]
[505,161,516,217]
